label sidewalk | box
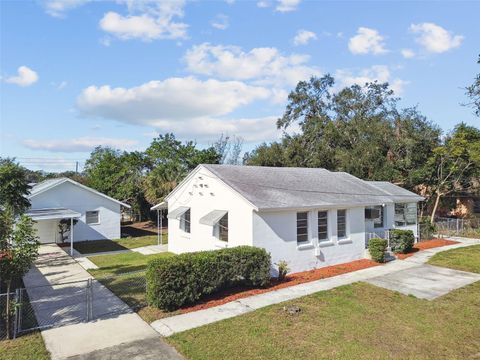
[23,244,181,360]
[151,237,480,336]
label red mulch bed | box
[396,238,460,260]
[180,259,379,313]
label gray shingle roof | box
[366,181,424,203]
[201,165,423,210]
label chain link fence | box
[1,271,148,340]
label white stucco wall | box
[167,168,254,254]
[30,182,121,242]
[252,207,367,274]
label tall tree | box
[426,123,480,222]
[466,55,480,116]
[143,133,220,205]
[0,211,39,338]
[0,158,31,215]
[247,75,441,189]
[84,147,148,219]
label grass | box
[88,251,176,320]
[0,332,50,360]
[73,234,168,254]
[168,281,480,360]
[428,244,480,273]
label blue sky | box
[1,0,479,172]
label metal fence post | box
[89,279,93,321]
[13,289,20,339]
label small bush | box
[146,246,271,311]
[390,229,415,254]
[368,238,387,263]
[276,260,290,281]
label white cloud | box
[211,14,229,30]
[152,116,281,142]
[401,48,415,59]
[76,77,270,125]
[410,22,463,53]
[348,27,387,55]
[43,0,89,18]
[23,137,138,152]
[276,0,301,12]
[336,65,408,95]
[293,29,317,46]
[5,66,39,87]
[99,0,188,41]
[184,43,320,87]
[257,1,270,8]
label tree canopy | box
[0,158,32,215]
[246,75,441,190]
[466,55,480,116]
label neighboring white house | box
[161,165,423,274]
[25,178,130,249]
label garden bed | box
[180,259,379,313]
[395,238,459,260]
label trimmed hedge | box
[146,246,271,311]
[368,238,388,263]
[390,229,415,254]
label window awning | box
[199,210,227,226]
[26,208,81,221]
[167,206,189,219]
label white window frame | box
[86,210,100,225]
[214,213,228,242]
[296,212,309,244]
[180,209,191,234]
[395,203,417,227]
[317,210,329,242]
[337,209,348,240]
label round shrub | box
[389,229,415,254]
[368,238,387,263]
[146,246,271,311]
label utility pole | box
[75,161,78,173]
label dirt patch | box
[396,239,460,260]
[121,221,165,237]
[180,259,380,313]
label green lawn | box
[0,332,50,360]
[88,251,175,319]
[73,234,168,254]
[428,244,480,273]
[168,282,480,360]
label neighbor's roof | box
[199,164,423,211]
[28,178,131,208]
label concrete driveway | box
[366,263,480,300]
[23,244,182,360]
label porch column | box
[157,209,160,245]
[160,209,163,245]
[70,217,74,256]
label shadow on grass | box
[74,240,129,254]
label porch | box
[26,208,81,256]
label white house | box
[162,165,423,274]
[25,178,130,253]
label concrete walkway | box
[151,237,480,337]
[23,244,181,360]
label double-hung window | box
[180,209,191,233]
[337,209,347,239]
[317,211,328,242]
[297,212,308,243]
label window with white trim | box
[216,213,228,242]
[394,203,416,226]
[317,211,328,242]
[180,209,191,233]
[365,206,384,228]
[86,211,99,224]
[337,209,347,239]
[297,212,308,243]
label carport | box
[26,208,81,256]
